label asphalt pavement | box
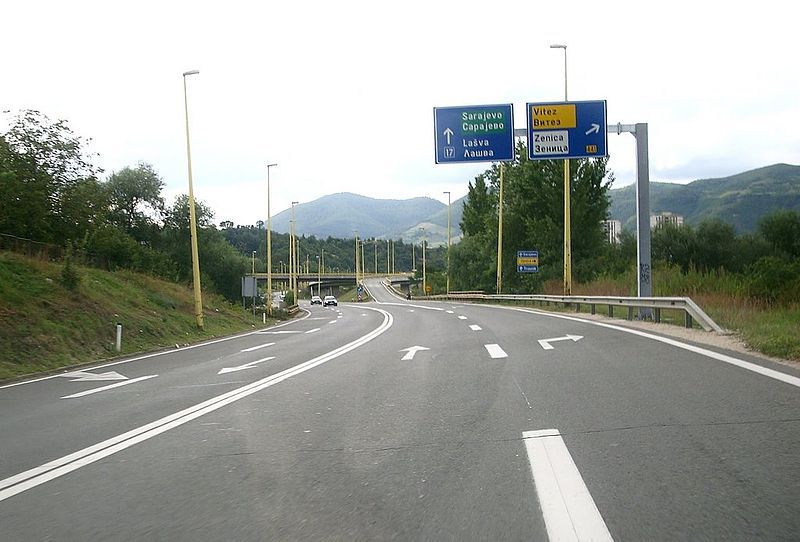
[1,279,799,541]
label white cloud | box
[3,0,798,225]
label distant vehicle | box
[311,295,322,305]
[323,295,338,307]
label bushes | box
[746,257,800,303]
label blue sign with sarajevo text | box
[434,104,515,164]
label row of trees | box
[453,142,800,303]
[0,110,446,301]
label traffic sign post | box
[526,100,608,161]
[517,250,539,273]
[434,104,515,164]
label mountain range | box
[270,192,465,246]
[270,163,799,243]
[609,163,800,233]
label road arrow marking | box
[538,335,583,350]
[59,370,128,382]
[400,345,430,361]
[218,357,275,375]
[241,342,276,352]
[585,123,600,135]
[61,375,158,399]
[443,127,454,144]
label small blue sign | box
[517,250,539,273]
[434,104,515,164]
[526,100,607,161]
[518,265,539,273]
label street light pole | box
[291,201,298,303]
[182,69,204,329]
[443,191,451,295]
[550,43,572,295]
[266,163,277,316]
[420,227,426,296]
[353,230,360,286]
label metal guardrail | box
[424,293,724,333]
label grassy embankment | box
[542,268,800,361]
[0,251,271,380]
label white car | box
[323,295,338,307]
[311,295,322,305]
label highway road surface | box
[1,278,799,540]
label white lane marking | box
[305,328,320,334]
[400,345,430,361]
[361,314,367,317]
[61,375,158,399]
[523,429,613,542]
[469,324,483,331]
[373,300,446,312]
[504,306,800,389]
[240,342,276,353]
[218,357,275,375]
[446,310,455,314]
[485,344,508,359]
[58,370,127,382]
[538,334,583,350]
[328,320,338,325]
[338,315,343,319]
[458,315,468,320]
[258,331,302,335]
[0,308,394,502]
[0,311,312,390]
[408,309,415,313]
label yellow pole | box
[354,232,359,286]
[564,159,572,295]
[496,164,504,294]
[182,70,204,329]
[444,191,451,294]
[266,163,276,316]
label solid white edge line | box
[240,342,276,353]
[503,306,800,389]
[0,310,312,390]
[523,429,613,542]
[0,307,393,501]
[61,375,159,399]
[485,344,508,359]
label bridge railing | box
[425,292,725,333]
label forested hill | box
[609,163,800,233]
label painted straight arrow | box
[400,346,430,361]
[443,127,454,144]
[218,356,275,375]
[538,335,583,350]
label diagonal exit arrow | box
[400,345,430,361]
[538,335,583,351]
[443,127,454,145]
[218,357,276,375]
[585,123,600,135]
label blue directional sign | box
[517,250,539,273]
[434,104,515,164]
[526,100,607,160]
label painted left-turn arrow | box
[218,356,275,375]
[59,370,128,382]
[400,346,430,361]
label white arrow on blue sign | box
[526,100,608,161]
[434,104,515,164]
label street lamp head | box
[182,69,200,76]
[549,44,566,49]
[267,163,277,168]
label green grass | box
[0,251,276,380]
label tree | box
[759,210,800,259]
[105,162,165,240]
[0,110,102,243]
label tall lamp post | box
[182,69,203,329]
[550,43,572,295]
[353,230,360,286]
[420,227,427,296]
[291,201,299,303]
[266,163,277,316]
[443,191,451,295]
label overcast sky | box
[3,0,798,226]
